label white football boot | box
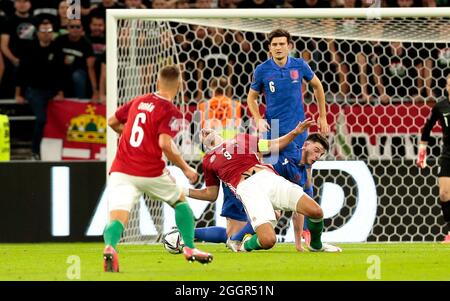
[308,242,342,253]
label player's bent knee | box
[109,210,130,226]
[255,223,276,249]
[307,206,323,220]
[258,234,276,249]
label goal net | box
[106,8,450,244]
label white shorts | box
[107,172,182,212]
[236,169,305,230]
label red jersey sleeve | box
[115,100,133,124]
[157,107,183,138]
[203,157,220,187]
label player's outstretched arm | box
[260,118,315,155]
[186,185,220,202]
[108,115,124,134]
[248,89,270,132]
[292,212,305,252]
[159,133,199,184]
[309,75,329,135]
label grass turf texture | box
[0,242,448,280]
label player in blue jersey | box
[247,28,329,151]
[247,28,329,246]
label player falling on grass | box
[193,132,323,252]
[247,28,329,246]
[186,119,341,253]
[416,74,450,243]
[193,29,329,250]
[103,65,213,272]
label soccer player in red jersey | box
[186,118,341,253]
[103,65,213,272]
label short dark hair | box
[306,133,329,153]
[159,65,181,83]
[210,76,228,95]
[267,28,292,45]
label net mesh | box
[114,16,450,243]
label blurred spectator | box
[177,0,192,8]
[196,0,213,7]
[198,76,242,138]
[373,41,423,103]
[235,0,276,8]
[87,13,105,102]
[54,18,98,100]
[31,0,59,28]
[56,0,69,36]
[124,0,148,8]
[0,0,11,87]
[151,0,177,8]
[0,0,35,98]
[388,0,422,6]
[90,0,125,20]
[16,20,63,160]
[99,51,106,104]
[290,0,331,7]
[218,0,237,7]
[424,41,450,99]
[87,14,106,54]
[32,0,92,31]
[189,26,235,100]
[81,0,93,17]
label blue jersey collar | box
[270,56,291,69]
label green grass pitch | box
[0,242,448,281]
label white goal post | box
[106,8,450,244]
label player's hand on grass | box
[293,118,315,135]
[295,241,304,252]
[183,166,199,185]
[317,116,329,136]
[416,144,427,169]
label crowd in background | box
[0,0,449,160]
[1,0,449,101]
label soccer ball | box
[162,228,184,254]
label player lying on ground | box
[186,119,341,252]
[103,65,213,272]
[193,133,327,252]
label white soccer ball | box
[162,228,184,254]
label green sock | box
[307,218,323,250]
[243,234,262,252]
[175,202,195,249]
[103,220,124,249]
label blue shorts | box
[221,182,248,222]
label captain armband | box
[258,139,270,152]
